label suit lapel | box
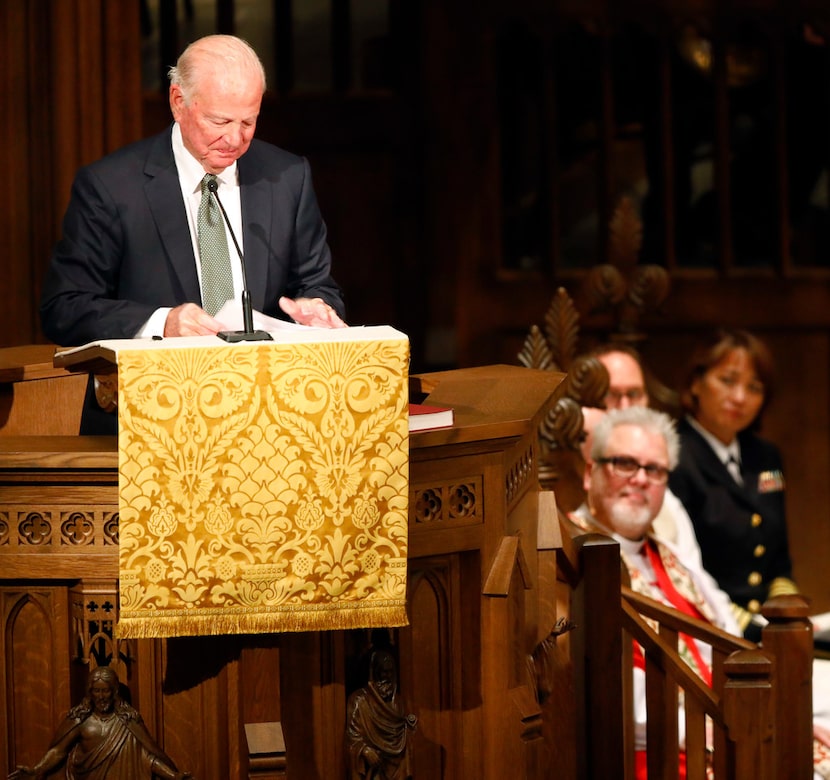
[684,424,735,487]
[144,129,201,302]
[682,421,764,512]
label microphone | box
[207,178,272,343]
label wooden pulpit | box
[0,344,87,435]
[0,343,565,780]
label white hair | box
[168,35,266,103]
[590,407,679,469]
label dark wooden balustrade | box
[557,518,814,780]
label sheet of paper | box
[215,301,312,333]
[54,324,405,362]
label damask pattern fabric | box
[115,336,410,638]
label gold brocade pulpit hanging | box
[111,329,410,638]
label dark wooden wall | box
[1,0,142,346]
[2,1,829,603]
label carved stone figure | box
[8,666,192,780]
[346,649,417,779]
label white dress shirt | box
[136,123,245,337]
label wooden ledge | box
[0,435,118,469]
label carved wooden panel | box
[0,486,118,579]
[410,477,482,528]
[161,643,235,779]
[69,579,134,703]
[506,444,535,506]
[279,630,346,778]
[401,557,466,779]
[0,366,561,779]
[1,586,72,773]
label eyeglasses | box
[595,455,670,484]
[604,388,646,406]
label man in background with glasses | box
[572,406,731,625]
[590,344,649,410]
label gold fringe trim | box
[116,605,409,639]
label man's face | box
[584,424,668,541]
[170,67,262,174]
[599,352,648,409]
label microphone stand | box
[207,179,272,343]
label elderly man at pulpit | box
[38,33,345,436]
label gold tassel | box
[116,604,409,639]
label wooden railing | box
[623,588,767,779]
[559,524,814,780]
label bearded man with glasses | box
[568,406,830,779]
[572,406,728,616]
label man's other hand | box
[279,297,347,328]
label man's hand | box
[164,303,225,337]
[279,297,346,329]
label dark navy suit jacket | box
[41,125,344,345]
[668,417,793,614]
[40,126,344,432]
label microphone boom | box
[207,178,272,342]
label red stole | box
[644,539,712,687]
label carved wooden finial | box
[519,289,608,410]
[538,396,584,454]
[563,355,609,409]
[608,195,643,272]
[517,324,556,372]
[582,197,671,339]
[518,285,587,374]
[542,287,582,371]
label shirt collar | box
[171,122,238,194]
[686,414,740,467]
[618,534,648,557]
